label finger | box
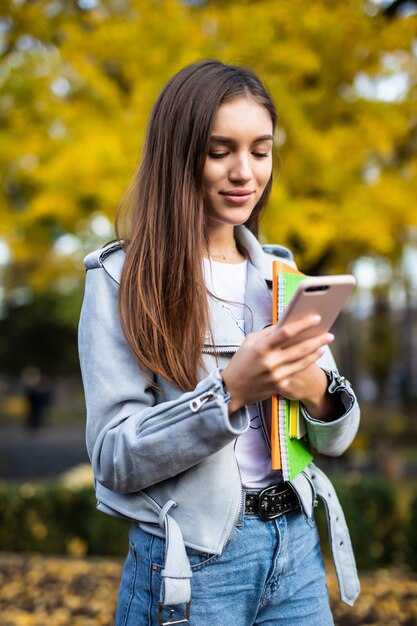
[266,314,322,348]
[280,332,334,362]
[275,347,326,381]
[266,332,333,371]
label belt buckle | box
[258,484,286,521]
[158,602,191,625]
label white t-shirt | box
[203,257,281,488]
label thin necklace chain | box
[208,245,238,261]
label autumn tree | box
[0,0,416,288]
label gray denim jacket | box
[78,226,361,610]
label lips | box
[219,190,254,204]
[220,190,254,196]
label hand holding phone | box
[278,275,356,348]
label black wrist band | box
[219,370,227,392]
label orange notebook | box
[271,261,314,479]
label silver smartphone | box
[278,275,356,348]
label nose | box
[229,152,252,183]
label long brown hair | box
[116,60,277,391]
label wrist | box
[302,368,346,421]
[220,368,243,414]
[301,368,332,420]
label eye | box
[252,152,270,158]
[208,152,229,159]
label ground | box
[0,553,416,625]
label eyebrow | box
[209,134,274,145]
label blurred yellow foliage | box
[1,0,416,289]
[66,536,88,557]
[59,463,94,490]
[0,552,416,625]
[0,395,28,419]
[31,522,48,541]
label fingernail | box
[310,314,321,324]
[327,333,335,342]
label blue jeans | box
[115,508,334,625]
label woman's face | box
[202,96,273,232]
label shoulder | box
[261,244,294,262]
[235,226,297,274]
[260,243,297,273]
[83,241,125,285]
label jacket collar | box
[235,226,274,282]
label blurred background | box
[0,0,417,624]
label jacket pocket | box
[186,547,220,572]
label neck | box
[206,224,235,251]
[205,225,245,264]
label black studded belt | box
[244,483,300,521]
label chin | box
[228,209,257,225]
[219,205,257,225]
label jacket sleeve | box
[300,348,360,457]
[78,265,249,495]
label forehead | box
[210,97,273,138]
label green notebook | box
[273,266,314,481]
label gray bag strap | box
[158,501,192,607]
[310,465,360,606]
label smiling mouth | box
[219,190,254,204]
[220,190,254,197]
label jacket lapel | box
[243,262,272,335]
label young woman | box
[79,60,360,626]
